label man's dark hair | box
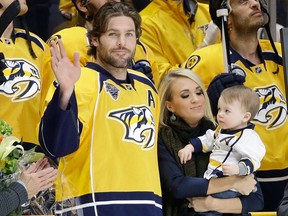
[209,0,269,30]
[72,0,126,21]
[72,0,93,21]
[87,2,142,57]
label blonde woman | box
[158,69,263,216]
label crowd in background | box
[18,0,288,42]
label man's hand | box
[50,39,81,109]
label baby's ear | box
[243,112,251,122]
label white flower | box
[0,136,23,160]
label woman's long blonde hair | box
[158,69,216,127]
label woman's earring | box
[170,113,176,121]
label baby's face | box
[217,97,248,130]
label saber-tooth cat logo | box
[254,85,287,129]
[108,106,155,150]
[0,58,40,102]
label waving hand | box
[50,39,81,109]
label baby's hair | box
[220,85,260,120]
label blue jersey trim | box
[55,191,162,216]
[129,73,157,93]
[85,62,157,93]
[256,167,288,178]
[15,31,45,51]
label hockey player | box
[39,2,162,215]
[140,0,220,79]
[0,0,52,150]
[47,0,159,86]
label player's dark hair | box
[209,0,281,68]
[87,2,142,57]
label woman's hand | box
[188,195,243,214]
[232,174,256,195]
[188,196,214,212]
[20,158,58,199]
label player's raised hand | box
[50,39,81,109]
[50,39,80,93]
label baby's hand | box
[222,163,239,175]
[178,144,194,164]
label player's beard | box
[98,48,135,69]
[232,13,264,35]
[106,55,133,68]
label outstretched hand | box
[50,39,81,109]
[20,158,58,199]
[178,144,194,164]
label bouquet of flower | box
[0,120,52,215]
[0,120,24,188]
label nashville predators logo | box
[0,58,40,102]
[185,55,201,69]
[254,85,287,129]
[108,106,155,150]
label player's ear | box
[75,0,88,14]
[90,36,99,47]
